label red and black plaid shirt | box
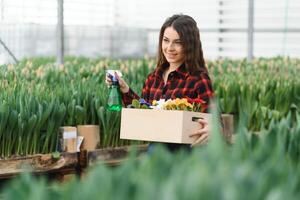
[122,64,214,112]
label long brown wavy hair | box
[157,14,207,74]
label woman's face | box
[162,26,185,67]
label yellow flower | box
[160,98,196,111]
[35,67,45,78]
[181,98,188,104]
[21,67,30,76]
[7,64,15,72]
[152,100,158,106]
[174,98,181,105]
[26,61,33,69]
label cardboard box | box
[59,126,77,152]
[120,108,212,144]
[77,125,100,151]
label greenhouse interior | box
[0,0,300,199]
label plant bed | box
[0,144,148,180]
[0,152,79,179]
[87,144,148,167]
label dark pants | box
[147,142,192,154]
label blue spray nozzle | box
[106,70,120,84]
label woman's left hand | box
[189,118,209,147]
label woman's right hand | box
[189,118,210,147]
[105,72,130,93]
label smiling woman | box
[161,27,185,83]
[162,27,185,67]
[105,14,214,152]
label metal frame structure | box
[57,0,64,66]
[0,0,299,64]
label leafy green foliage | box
[2,112,300,199]
[0,57,300,157]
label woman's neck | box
[168,63,182,72]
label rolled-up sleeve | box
[121,88,140,107]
